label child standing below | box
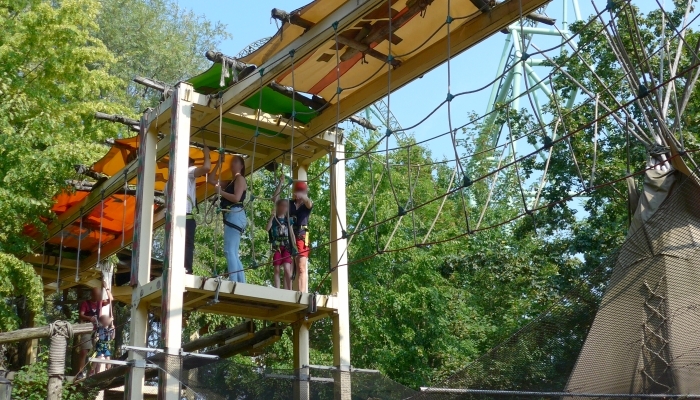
[266,199,294,289]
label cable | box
[56,225,64,296]
[121,170,128,247]
[76,207,83,283]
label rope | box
[75,207,83,283]
[48,321,73,378]
[590,94,600,188]
[384,2,401,208]
[56,224,64,296]
[121,169,128,247]
[40,239,46,286]
[97,189,105,266]
[423,166,457,243]
[246,69,266,267]
[218,53,700,283]
[330,20,348,236]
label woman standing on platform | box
[209,154,248,282]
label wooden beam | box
[0,323,93,344]
[340,0,435,62]
[181,320,254,352]
[271,8,315,31]
[307,0,549,135]
[202,325,282,359]
[336,35,402,67]
[215,0,387,112]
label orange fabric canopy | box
[26,136,237,260]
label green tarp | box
[187,63,318,124]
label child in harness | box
[91,314,115,374]
[266,199,294,289]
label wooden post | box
[330,141,351,399]
[44,322,93,400]
[0,374,10,400]
[126,111,158,400]
[158,82,193,400]
[292,164,308,293]
[293,322,310,400]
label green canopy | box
[187,63,318,124]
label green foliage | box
[11,354,96,400]
[0,253,43,332]
[95,0,231,112]
[0,0,124,255]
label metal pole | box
[126,112,158,400]
[330,141,351,400]
[158,82,193,400]
[485,34,513,128]
[510,29,524,113]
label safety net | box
[410,168,700,399]
[90,354,418,400]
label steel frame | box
[484,0,583,148]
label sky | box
[174,0,663,162]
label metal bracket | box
[89,358,157,368]
[179,349,219,360]
[207,276,223,306]
[229,280,237,295]
[121,345,164,354]
[307,292,318,314]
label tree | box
[0,0,125,339]
[95,0,231,113]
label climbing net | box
[184,0,700,297]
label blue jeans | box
[224,209,247,283]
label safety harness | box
[294,225,310,247]
[221,203,245,233]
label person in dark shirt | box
[77,281,111,378]
[273,175,313,292]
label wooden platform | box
[112,274,337,323]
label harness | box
[294,225,310,246]
[222,204,245,233]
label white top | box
[187,166,197,214]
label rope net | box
[410,169,700,399]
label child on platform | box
[266,198,294,290]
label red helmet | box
[294,181,308,192]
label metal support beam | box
[330,142,351,399]
[158,83,193,400]
[126,113,158,400]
